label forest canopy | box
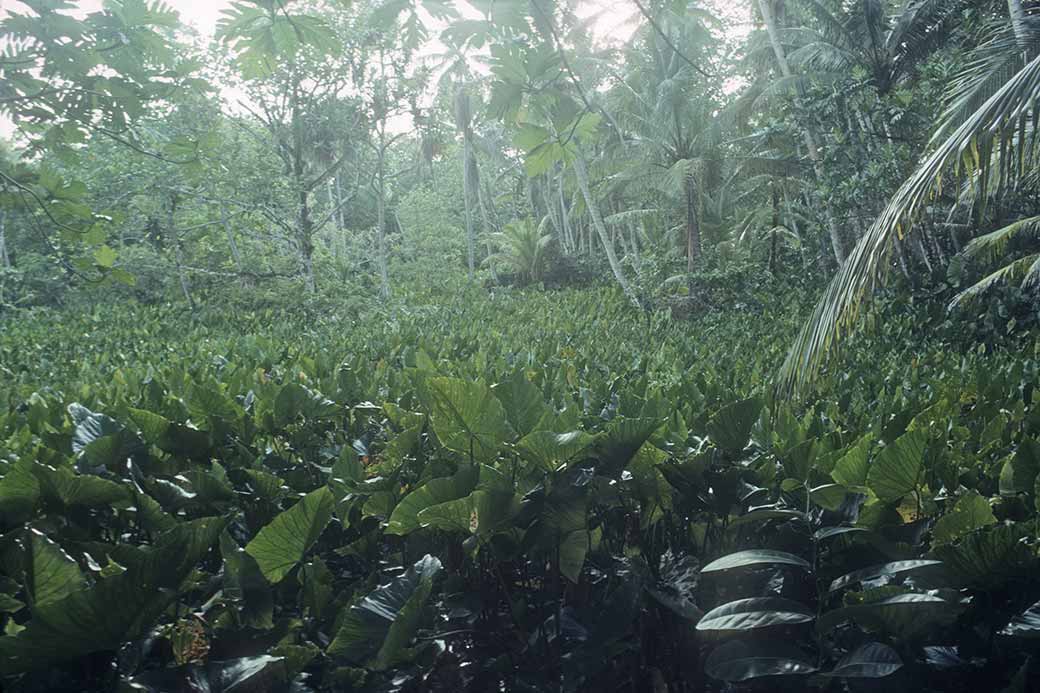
[3,0,1040,691]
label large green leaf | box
[701,550,810,574]
[422,377,514,462]
[327,555,442,668]
[25,530,85,607]
[0,517,225,673]
[517,430,593,471]
[932,524,1034,587]
[706,397,762,453]
[933,492,996,545]
[867,429,927,503]
[823,643,903,678]
[273,383,339,427]
[0,460,41,527]
[999,437,1039,496]
[245,486,334,583]
[221,531,274,629]
[828,560,943,593]
[817,594,961,639]
[492,372,547,437]
[831,434,874,488]
[385,464,478,536]
[705,640,817,682]
[696,598,814,632]
[69,403,144,469]
[32,463,129,508]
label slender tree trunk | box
[769,185,780,274]
[758,0,846,264]
[462,134,477,281]
[168,197,195,311]
[558,169,574,254]
[0,210,9,270]
[221,203,250,287]
[572,150,641,308]
[376,127,390,299]
[290,74,316,294]
[685,175,701,272]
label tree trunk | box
[168,197,195,311]
[685,174,701,272]
[558,169,574,254]
[1009,0,1034,58]
[0,210,9,270]
[572,150,640,308]
[376,129,390,299]
[757,0,846,265]
[222,203,251,287]
[462,134,477,281]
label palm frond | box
[949,253,1040,308]
[779,50,1040,393]
[961,215,1040,264]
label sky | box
[0,0,751,140]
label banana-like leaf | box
[701,549,810,574]
[696,597,814,632]
[705,640,817,682]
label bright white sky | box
[0,0,751,140]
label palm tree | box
[484,218,552,284]
[780,5,1040,391]
[612,0,722,273]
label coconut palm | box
[611,0,722,273]
[780,2,1040,391]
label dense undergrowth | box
[1,281,1040,692]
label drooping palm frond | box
[779,49,1040,393]
[603,208,661,225]
[961,215,1040,263]
[949,253,1040,307]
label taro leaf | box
[517,430,593,471]
[932,524,1034,587]
[492,372,548,437]
[867,429,927,503]
[274,383,339,427]
[418,489,522,538]
[128,408,211,459]
[220,530,273,630]
[932,492,996,545]
[0,459,41,527]
[26,530,85,607]
[592,416,661,476]
[185,462,236,506]
[1001,601,1040,638]
[385,464,478,536]
[730,508,808,528]
[831,434,874,489]
[0,595,23,613]
[300,556,334,620]
[647,553,702,620]
[422,377,514,462]
[696,598,814,632]
[130,655,289,692]
[829,560,943,593]
[0,517,225,674]
[999,437,1039,496]
[70,404,144,470]
[559,527,601,583]
[705,640,817,682]
[701,550,810,574]
[706,397,762,453]
[245,486,333,584]
[817,593,960,639]
[327,554,442,669]
[809,484,847,511]
[32,463,129,508]
[813,526,868,542]
[823,642,903,678]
